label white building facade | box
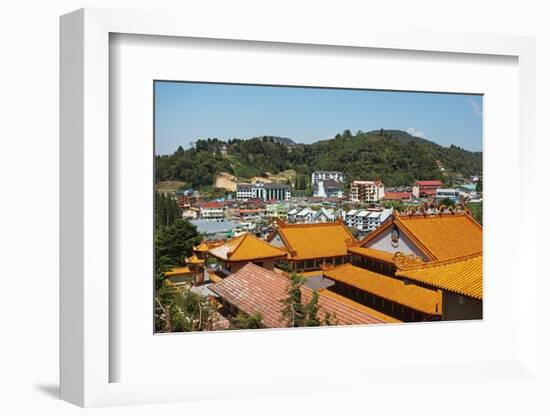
[311,171,345,187]
[345,208,392,232]
[236,182,291,201]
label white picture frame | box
[60,8,539,408]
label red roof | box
[201,201,223,209]
[383,191,411,201]
[415,180,443,187]
[209,263,387,327]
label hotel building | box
[350,180,385,203]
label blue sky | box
[154,81,483,155]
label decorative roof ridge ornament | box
[393,252,424,268]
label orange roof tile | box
[323,264,441,315]
[186,254,205,264]
[208,233,287,262]
[395,213,482,260]
[194,241,211,253]
[396,253,483,300]
[209,263,385,327]
[269,220,356,261]
[318,290,401,323]
[347,246,397,263]
[357,212,482,261]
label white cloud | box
[406,127,427,138]
[467,97,482,117]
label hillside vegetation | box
[155,130,482,189]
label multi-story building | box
[435,188,460,203]
[294,207,316,223]
[345,208,392,233]
[314,179,344,198]
[265,203,288,220]
[311,171,345,187]
[236,182,291,201]
[199,201,225,221]
[350,180,385,203]
[412,180,443,198]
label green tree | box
[280,273,326,327]
[155,192,182,228]
[303,291,321,327]
[155,283,216,332]
[476,179,483,193]
[281,273,306,327]
[156,219,201,267]
[229,312,265,329]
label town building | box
[209,263,388,327]
[175,189,199,208]
[350,180,385,203]
[267,220,356,271]
[236,182,291,201]
[344,208,392,233]
[396,253,482,320]
[312,207,335,223]
[208,233,288,273]
[232,208,265,222]
[293,207,316,223]
[265,203,289,220]
[311,171,345,187]
[435,188,461,203]
[412,180,443,198]
[382,191,412,202]
[314,179,344,198]
[457,183,478,198]
[199,201,225,220]
[181,207,199,219]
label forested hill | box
[155,130,482,189]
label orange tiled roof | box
[357,212,482,261]
[208,233,287,262]
[395,213,482,260]
[209,263,385,327]
[194,241,211,253]
[347,246,397,263]
[396,253,483,300]
[165,266,192,277]
[186,254,205,264]
[269,220,356,261]
[323,263,441,315]
[318,290,401,323]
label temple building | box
[209,263,389,327]
[208,233,287,273]
[396,253,482,320]
[164,266,195,286]
[354,210,482,262]
[267,219,356,271]
[323,263,441,322]
[320,210,482,322]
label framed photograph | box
[60,8,538,408]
